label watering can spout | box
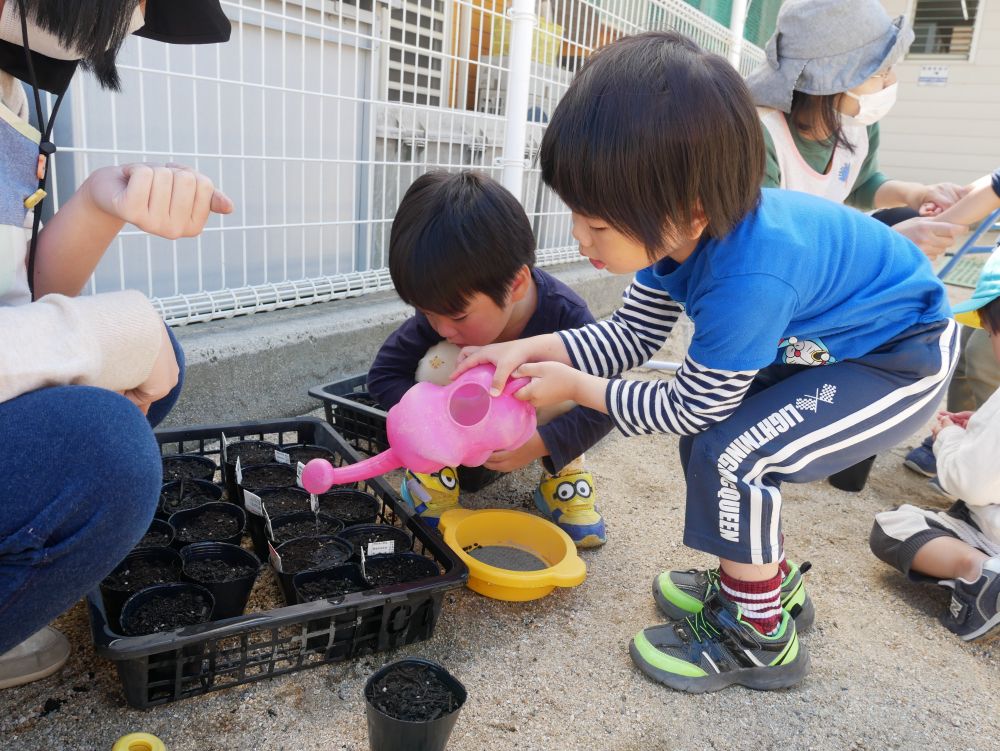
[300,449,403,494]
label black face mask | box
[0,0,231,96]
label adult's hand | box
[892,216,965,260]
[915,182,969,216]
[122,325,180,414]
[85,163,234,240]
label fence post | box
[499,0,537,200]
[728,0,749,69]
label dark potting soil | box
[104,561,180,593]
[184,559,256,584]
[321,490,379,525]
[175,511,240,544]
[259,488,310,517]
[364,556,439,587]
[160,485,221,516]
[241,464,297,491]
[368,664,459,722]
[161,454,216,483]
[277,537,350,573]
[297,575,368,602]
[124,592,212,636]
[348,392,380,408]
[135,527,173,549]
[283,445,334,465]
[227,441,280,467]
[271,516,343,545]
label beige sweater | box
[0,71,162,405]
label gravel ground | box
[3,333,999,751]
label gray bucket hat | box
[746,0,915,113]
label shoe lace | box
[685,608,721,643]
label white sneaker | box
[0,627,70,690]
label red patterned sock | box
[720,569,783,635]
[777,554,791,579]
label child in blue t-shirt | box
[455,31,956,693]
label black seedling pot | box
[337,524,413,561]
[100,547,183,633]
[222,439,281,501]
[239,463,298,494]
[282,443,336,466]
[180,542,261,620]
[321,489,381,527]
[363,553,440,589]
[828,455,877,493]
[135,518,175,550]
[364,658,467,751]
[245,487,312,559]
[158,479,224,519]
[456,465,501,493]
[120,582,215,637]
[161,453,218,484]
[268,511,345,545]
[293,564,371,655]
[272,535,353,605]
[169,502,246,548]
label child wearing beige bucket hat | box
[746,0,968,260]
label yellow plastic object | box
[438,509,586,601]
[112,733,166,751]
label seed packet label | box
[221,432,229,462]
[296,461,306,485]
[274,450,291,465]
[310,493,319,514]
[268,542,282,573]
[367,540,395,556]
[235,456,243,485]
[243,489,263,516]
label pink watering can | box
[300,365,537,494]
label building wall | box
[878,0,1000,186]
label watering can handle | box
[501,376,532,398]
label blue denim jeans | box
[0,326,184,653]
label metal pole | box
[728,0,750,69]
[499,0,537,199]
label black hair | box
[789,91,855,154]
[20,0,140,90]
[540,31,763,259]
[978,296,1000,335]
[388,171,536,316]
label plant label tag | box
[265,513,274,541]
[360,547,367,580]
[367,540,394,556]
[235,456,243,485]
[221,432,229,462]
[243,489,263,516]
[310,493,319,513]
[274,449,291,465]
[296,461,306,485]
[268,542,282,573]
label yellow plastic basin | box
[438,509,586,601]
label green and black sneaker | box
[630,592,810,693]
[653,561,814,631]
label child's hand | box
[510,362,582,408]
[942,409,974,429]
[930,412,956,438]
[121,325,180,415]
[893,216,966,260]
[455,337,552,396]
[84,164,234,239]
[483,432,546,472]
[914,182,970,215]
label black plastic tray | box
[86,417,467,709]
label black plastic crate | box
[86,417,467,709]
[309,375,502,491]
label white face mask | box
[0,2,144,61]
[841,82,898,126]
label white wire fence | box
[42,0,763,325]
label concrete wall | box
[164,261,631,427]
[879,1,1000,186]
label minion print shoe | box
[399,467,460,528]
[534,468,606,548]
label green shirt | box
[761,114,889,211]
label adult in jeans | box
[0,0,232,689]
[747,0,968,259]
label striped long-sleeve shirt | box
[558,279,757,437]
